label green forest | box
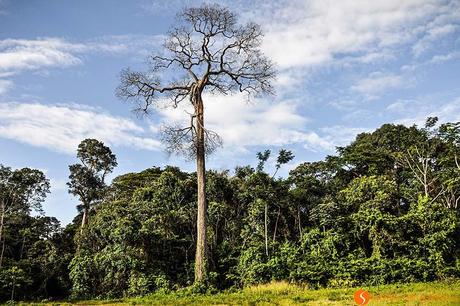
[1,118,460,302]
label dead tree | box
[398,145,446,204]
[117,4,275,283]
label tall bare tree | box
[117,4,275,283]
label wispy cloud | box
[0,102,161,154]
[411,0,460,57]
[0,79,12,95]
[389,96,460,126]
[413,24,459,57]
[0,35,162,96]
[351,72,405,99]
[320,125,371,148]
[0,38,83,74]
[429,51,460,63]
[0,36,161,76]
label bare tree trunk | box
[0,202,5,268]
[423,171,429,197]
[80,207,88,235]
[0,238,4,269]
[194,94,208,283]
[0,203,4,243]
[11,280,15,302]
[20,234,26,259]
[297,205,302,240]
[272,208,280,244]
[264,202,268,257]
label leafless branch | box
[160,123,222,160]
[117,4,275,158]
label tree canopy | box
[2,119,460,301]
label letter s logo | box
[354,289,370,305]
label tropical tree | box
[255,149,294,256]
[117,4,275,283]
[67,139,117,232]
[0,166,49,268]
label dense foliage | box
[0,165,74,301]
[1,118,459,301]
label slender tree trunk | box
[0,203,5,268]
[11,280,15,302]
[20,234,26,259]
[423,170,429,197]
[272,208,280,244]
[80,206,88,235]
[0,238,4,269]
[297,205,302,240]
[0,203,4,243]
[264,202,268,257]
[194,94,208,283]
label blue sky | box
[1,0,459,225]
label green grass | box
[14,280,460,305]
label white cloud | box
[139,0,460,95]
[301,131,335,152]
[386,99,418,113]
[394,96,460,126]
[351,72,404,97]
[320,125,371,148]
[413,24,458,56]
[328,99,360,111]
[342,109,375,123]
[0,102,161,154]
[0,95,333,158]
[0,36,162,97]
[153,93,333,152]
[255,0,460,70]
[411,0,460,57]
[429,51,460,63]
[86,34,163,56]
[0,36,161,76]
[49,177,68,192]
[0,38,83,74]
[0,79,12,95]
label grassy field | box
[14,280,460,305]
